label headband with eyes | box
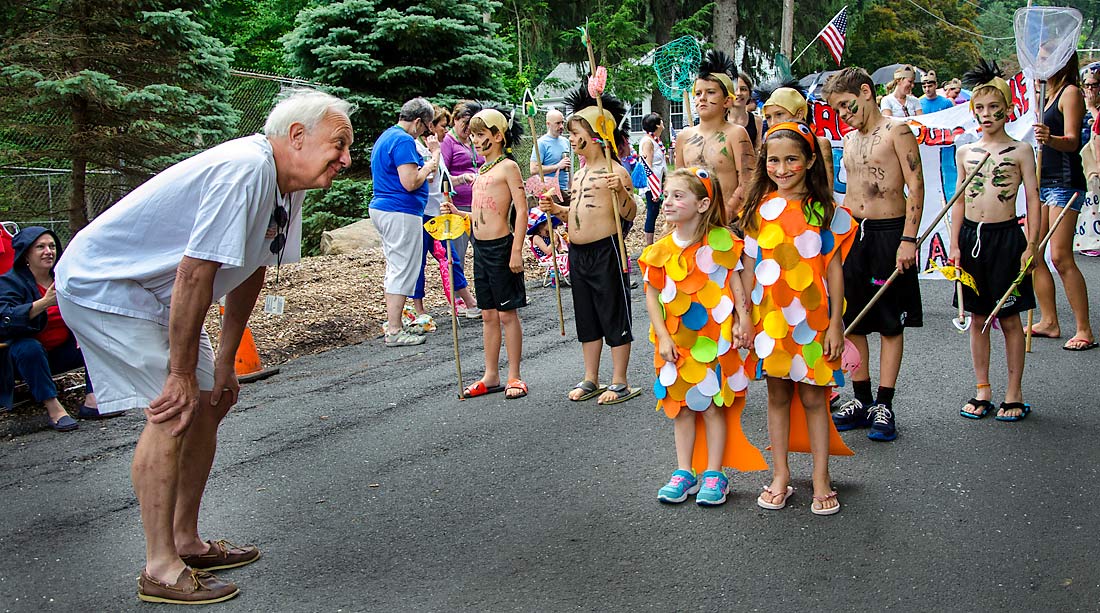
[765,121,815,150]
[686,167,714,200]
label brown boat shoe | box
[137,567,239,605]
[180,539,261,571]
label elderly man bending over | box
[55,89,354,605]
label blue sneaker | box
[867,403,898,441]
[657,469,700,504]
[832,399,870,431]
[695,470,730,506]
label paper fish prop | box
[924,262,978,293]
[424,214,470,241]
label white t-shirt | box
[56,135,303,325]
[880,94,921,118]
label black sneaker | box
[867,404,898,441]
[831,399,870,431]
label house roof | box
[533,62,588,105]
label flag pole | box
[792,5,846,65]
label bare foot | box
[760,477,792,506]
[811,474,839,514]
[1026,322,1061,339]
[961,387,993,417]
[996,402,1027,419]
[597,388,619,404]
[568,383,597,401]
[809,488,840,510]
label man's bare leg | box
[798,382,839,512]
[879,333,904,388]
[134,416,186,582]
[568,340,603,400]
[1048,209,1095,346]
[963,314,993,416]
[761,377,792,506]
[597,343,632,404]
[174,391,234,556]
[479,309,503,387]
[384,292,407,335]
[500,310,523,398]
[1000,314,1028,418]
[1030,207,1062,338]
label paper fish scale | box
[744,194,857,387]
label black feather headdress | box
[564,78,627,158]
[962,58,1004,89]
[699,49,737,81]
[962,58,1011,107]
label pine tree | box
[283,0,511,155]
[0,1,238,232]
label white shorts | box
[372,210,425,296]
[56,294,215,415]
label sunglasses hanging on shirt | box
[265,193,290,315]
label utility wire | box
[958,0,1016,25]
[899,0,1016,40]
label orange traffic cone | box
[234,326,279,383]
[219,304,280,384]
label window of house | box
[629,101,644,133]
[669,100,684,130]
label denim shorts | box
[1040,187,1086,212]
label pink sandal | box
[811,490,841,516]
[756,485,794,510]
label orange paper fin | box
[788,385,855,456]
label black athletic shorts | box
[953,217,1035,317]
[842,216,923,336]
[568,236,633,346]
[473,235,526,311]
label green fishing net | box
[652,36,701,99]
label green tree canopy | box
[845,0,981,83]
[0,1,238,231]
[201,0,310,73]
[283,0,511,159]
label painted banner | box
[1075,149,1100,252]
[811,73,1036,278]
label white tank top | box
[641,134,666,194]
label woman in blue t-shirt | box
[368,98,441,347]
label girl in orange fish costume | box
[638,168,767,507]
[739,121,858,515]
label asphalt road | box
[2,256,1099,612]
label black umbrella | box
[870,63,926,85]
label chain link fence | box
[0,70,320,242]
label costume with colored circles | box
[639,227,768,474]
[744,193,857,386]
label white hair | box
[263,88,357,137]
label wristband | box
[900,236,917,244]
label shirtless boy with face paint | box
[675,50,755,220]
[822,67,925,443]
[442,107,529,400]
[951,60,1040,421]
[539,85,640,406]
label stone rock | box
[321,218,381,255]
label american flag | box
[640,156,662,199]
[818,6,848,66]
